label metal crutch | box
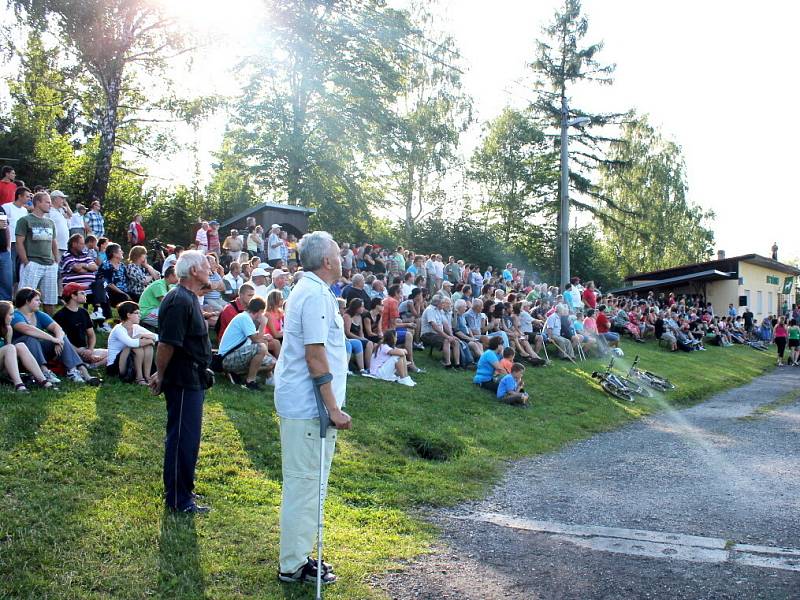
[312,373,333,600]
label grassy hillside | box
[0,342,774,599]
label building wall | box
[736,261,795,319]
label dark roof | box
[625,254,800,282]
[610,269,735,294]
[220,202,317,229]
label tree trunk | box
[90,70,123,202]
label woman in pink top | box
[265,289,284,342]
[773,317,788,366]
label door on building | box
[768,291,773,314]
[757,290,763,314]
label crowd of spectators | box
[1,168,797,398]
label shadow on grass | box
[158,508,204,599]
[86,390,124,459]
[0,391,52,450]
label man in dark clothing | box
[743,308,754,334]
[150,250,212,514]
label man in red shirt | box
[582,280,597,310]
[381,283,423,373]
[0,166,17,205]
[595,304,620,347]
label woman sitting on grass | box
[106,301,158,385]
[0,300,51,392]
[343,298,373,369]
[368,329,416,387]
[11,287,99,386]
[338,298,367,375]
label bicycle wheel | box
[601,380,634,402]
[623,379,653,398]
[646,373,675,390]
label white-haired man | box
[150,250,213,514]
[275,231,351,586]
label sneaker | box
[278,557,337,585]
[242,380,263,391]
[409,365,426,374]
[90,309,104,320]
[264,375,275,386]
[413,342,425,350]
[359,369,369,376]
[82,373,102,386]
[100,323,112,333]
[67,368,85,383]
[397,376,416,387]
[43,369,61,384]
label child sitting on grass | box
[496,362,529,406]
[499,346,515,374]
[368,329,416,387]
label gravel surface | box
[376,367,800,599]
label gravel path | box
[376,367,800,599]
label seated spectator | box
[420,295,460,368]
[60,233,100,317]
[223,261,244,298]
[398,287,424,348]
[338,298,366,374]
[99,243,131,309]
[11,287,100,385]
[250,267,270,298]
[218,296,275,390]
[473,336,504,392]
[264,289,285,345]
[368,329,416,386]
[0,300,50,391]
[125,245,160,302]
[595,304,620,347]
[362,296,384,344]
[545,303,575,362]
[107,301,158,385]
[499,346,515,374]
[202,253,227,312]
[139,266,179,328]
[453,298,485,367]
[496,362,529,406]
[53,283,107,367]
[161,245,183,275]
[343,298,373,370]
[265,268,291,301]
[381,284,421,371]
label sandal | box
[14,383,30,393]
[35,378,57,390]
[136,378,149,386]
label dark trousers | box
[163,383,205,510]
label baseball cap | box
[61,282,86,299]
[271,269,287,279]
[209,220,219,225]
[252,267,269,278]
[271,223,281,229]
[50,190,67,199]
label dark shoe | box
[85,376,102,386]
[308,556,334,574]
[278,557,337,585]
[242,380,263,391]
[172,503,211,515]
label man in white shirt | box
[420,295,460,368]
[267,224,283,267]
[251,267,270,299]
[545,304,575,361]
[48,191,71,256]
[223,261,244,297]
[195,221,209,253]
[4,186,31,287]
[275,231,350,586]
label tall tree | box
[384,0,472,243]
[530,0,629,226]
[599,115,714,275]
[469,107,553,244]
[231,0,410,238]
[11,0,207,201]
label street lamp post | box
[559,95,589,289]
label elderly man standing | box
[267,224,283,267]
[275,231,351,586]
[150,250,213,514]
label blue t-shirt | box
[218,311,256,355]
[502,269,513,282]
[11,309,54,340]
[473,349,501,384]
[496,373,519,398]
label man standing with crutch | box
[275,231,351,592]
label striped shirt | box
[60,249,97,288]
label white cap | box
[271,269,287,279]
[271,223,281,230]
[50,190,67,198]
[252,268,269,278]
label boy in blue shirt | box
[496,362,529,406]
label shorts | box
[345,339,361,354]
[19,261,59,305]
[789,339,799,349]
[396,328,407,343]
[421,332,445,349]
[222,343,263,374]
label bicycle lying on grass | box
[592,357,635,402]
[626,355,676,392]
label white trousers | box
[279,417,337,574]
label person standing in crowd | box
[15,191,59,314]
[0,166,17,205]
[267,224,283,267]
[128,214,146,246]
[161,245,183,275]
[207,221,221,255]
[275,231,351,586]
[69,203,87,237]
[85,198,105,238]
[222,228,242,263]
[48,191,71,261]
[5,187,31,285]
[195,221,210,254]
[0,201,11,300]
[150,250,213,514]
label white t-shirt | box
[5,203,28,243]
[421,305,444,335]
[107,323,157,365]
[69,211,84,229]
[267,233,282,260]
[518,310,534,334]
[401,282,414,299]
[253,283,270,299]
[545,312,562,336]
[274,271,348,419]
[195,228,208,248]
[47,208,70,250]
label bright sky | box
[3,0,799,263]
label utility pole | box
[559,95,570,290]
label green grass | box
[0,341,774,599]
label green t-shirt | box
[789,325,800,340]
[139,279,172,317]
[15,214,56,266]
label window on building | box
[745,289,751,308]
[757,290,763,314]
[768,291,773,313]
